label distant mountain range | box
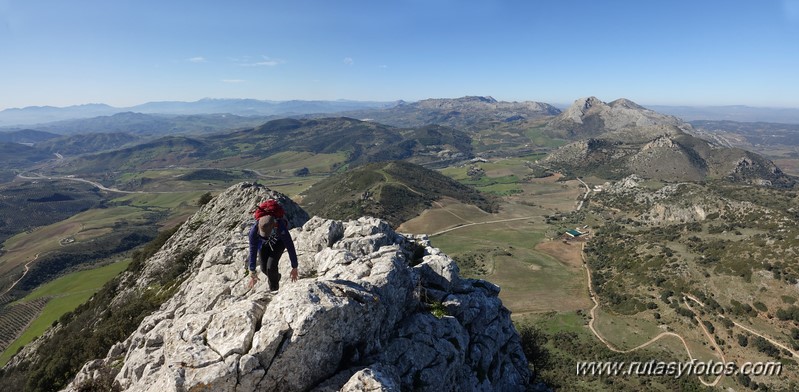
[8,112,273,136]
[327,96,561,130]
[0,99,394,127]
[4,98,798,128]
[4,95,796,190]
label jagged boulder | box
[62,182,531,392]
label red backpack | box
[254,199,285,220]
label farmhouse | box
[565,229,582,238]
[561,227,590,242]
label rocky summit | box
[547,96,690,142]
[61,182,531,392]
[541,97,795,187]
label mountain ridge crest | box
[53,182,531,391]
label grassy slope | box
[399,159,590,315]
[301,160,497,227]
[0,192,199,289]
[0,259,131,366]
[244,151,348,174]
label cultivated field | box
[243,151,348,175]
[0,191,202,293]
[0,259,131,366]
[400,160,591,316]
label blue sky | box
[1,0,798,109]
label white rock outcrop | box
[62,183,531,392]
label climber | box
[246,199,299,291]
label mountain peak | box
[609,98,645,110]
[548,96,688,141]
[558,96,608,124]
[579,96,605,109]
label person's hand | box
[290,268,298,282]
[248,271,259,289]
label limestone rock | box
[61,182,531,392]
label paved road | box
[16,172,207,194]
[17,173,142,194]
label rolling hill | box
[230,117,474,165]
[300,160,497,227]
[35,132,142,156]
[0,143,53,168]
[0,129,60,144]
[323,96,567,157]
[26,112,272,136]
[49,117,474,178]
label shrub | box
[737,334,748,347]
[197,192,213,206]
[517,324,549,376]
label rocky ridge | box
[62,182,531,391]
[412,96,560,115]
[548,96,690,142]
[597,174,765,224]
[337,96,561,130]
[542,98,794,187]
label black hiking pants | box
[259,240,285,291]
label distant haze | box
[0,99,392,127]
[647,105,799,124]
[3,98,799,128]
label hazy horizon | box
[5,96,799,112]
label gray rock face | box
[549,96,690,142]
[62,182,531,392]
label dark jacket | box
[247,217,298,271]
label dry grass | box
[399,175,592,316]
[0,223,82,277]
[397,197,489,233]
[773,158,799,176]
[0,193,200,282]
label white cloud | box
[222,79,245,83]
[239,55,283,67]
[188,56,207,63]
[343,57,354,65]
